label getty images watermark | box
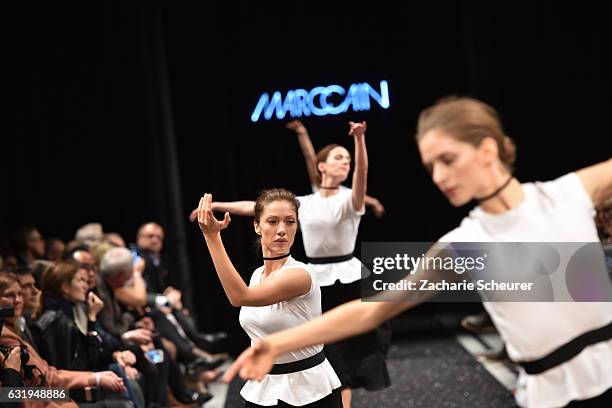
[359,242,612,302]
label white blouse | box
[297,187,365,286]
[440,173,612,408]
[239,257,341,406]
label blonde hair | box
[416,96,516,171]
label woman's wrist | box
[265,335,282,356]
[90,372,101,387]
[203,231,222,241]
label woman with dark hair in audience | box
[33,261,104,371]
[0,271,126,408]
[32,261,138,407]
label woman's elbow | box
[228,294,246,307]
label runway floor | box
[216,313,519,408]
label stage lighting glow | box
[250,80,390,122]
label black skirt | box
[320,279,391,391]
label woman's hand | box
[1,346,22,371]
[348,121,367,138]
[286,119,307,134]
[133,257,145,275]
[197,194,231,237]
[121,328,153,345]
[369,198,385,218]
[113,350,137,367]
[87,292,104,320]
[124,366,139,381]
[223,339,277,383]
[96,371,126,393]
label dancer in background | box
[286,119,385,218]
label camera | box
[0,344,30,366]
[0,306,28,367]
[0,307,14,319]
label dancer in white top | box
[286,119,386,218]
[196,189,341,407]
[224,97,612,408]
[191,121,391,407]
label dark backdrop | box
[6,1,612,353]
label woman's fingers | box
[197,196,205,223]
[221,212,231,228]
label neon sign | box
[250,80,390,122]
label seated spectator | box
[27,260,53,295]
[104,233,126,248]
[0,271,126,408]
[45,238,66,262]
[15,267,41,346]
[74,223,104,250]
[0,346,25,387]
[32,262,136,407]
[135,222,228,358]
[12,226,45,268]
[33,260,103,371]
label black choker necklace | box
[319,185,339,190]
[262,253,290,261]
[476,175,514,203]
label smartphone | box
[129,243,142,265]
[145,349,164,364]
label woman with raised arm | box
[224,97,612,408]
[197,189,342,407]
[285,119,386,218]
[193,122,391,407]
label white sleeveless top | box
[297,187,366,286]
[440,173,612,408]
[238,257,341,406]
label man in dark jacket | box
[135,223,227,359]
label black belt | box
[269,351,325,375]
[308,254,353,264]
[517,320,612,375]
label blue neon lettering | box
[308,87,327,116]
[250,80,390,122]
